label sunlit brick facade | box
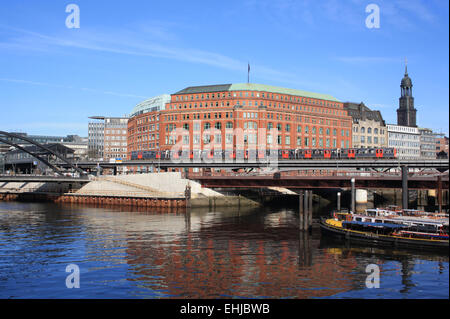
[127,84,353,159]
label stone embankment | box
[0,172,260,208]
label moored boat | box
[320,211,449,251]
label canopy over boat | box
[343,221,406,229]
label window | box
[368,128,372,134]
[297,125,302,133]
[285,136,290,145]
[194,122,200,131]
[286,124,290,132]
[277,123,282,131]
[226,122,233,129]
[204,123,211,130]
[215,122,222,130]
[361,127,365,134]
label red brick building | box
[128,83,352,162]
[435,135,449,156]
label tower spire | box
[405,57,408,75]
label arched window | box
[368,127,372,134]
[215,122,222,130]
[361,127,365,134]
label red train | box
[131,147,397,160]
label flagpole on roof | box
[248,62,250,84]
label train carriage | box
[132,147,398,162]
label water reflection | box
[0,201,448,299]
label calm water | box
[0,201,448,299]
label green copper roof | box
[229,83,340,102]
[175,84,232,95]
[173,83,341,102]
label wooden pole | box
[308,190,313,228]
[299,191,304,231]
[437,175,442,213]
[303,190,309,230]
[351,178,355,213]
[402,166,408,210]
[337,192,341,212]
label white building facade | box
[387,124,420,159]
[88,122,105,159]
[419,128,436,159]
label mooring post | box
[402,166,408,210]
[185,183,191,210]
[308,190,313,228]
[303,190,309,230]
[299,190,304,231]
[351,178,355,213]
[337,192,341,212]
[437,175,442,213]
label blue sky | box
[0,0,448,136]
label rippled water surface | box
[0,201,448,298]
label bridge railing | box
[186,170,449,179]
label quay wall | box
[0,172,261,208]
